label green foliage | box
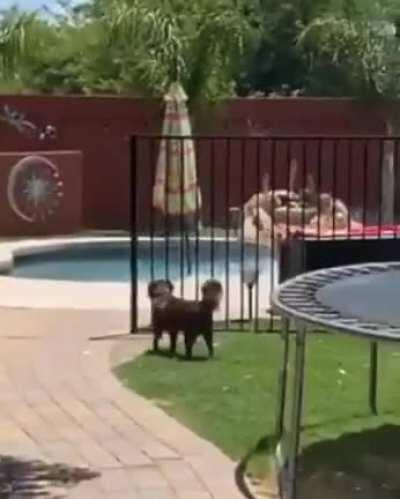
[0,11,42,80]
[0,0,255,100]
[238,0,333,96]
[100,0,255,101]
[298,2,400,99]
[2,0,400,102]
[239,0,400,99]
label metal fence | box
[130,134,400,333]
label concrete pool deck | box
[0,236,277,326]
[0,307,246,498]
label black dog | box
[148,279,223,359]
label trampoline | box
[272,262,400,499]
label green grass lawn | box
[115,331,400,492]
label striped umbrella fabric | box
[153,82,202,217]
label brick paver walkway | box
[0,309,244,498]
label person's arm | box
[335,198,349,217]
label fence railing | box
[130,134,400,333]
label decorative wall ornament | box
[7,155,64,223]
[0,105,57,141]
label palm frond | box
[0,12,41,77]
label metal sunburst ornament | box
[7,156,64,223]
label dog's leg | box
[169,330,178,356]
[204,330,214,358]
[184,333,195,360]
[153,329,162,351]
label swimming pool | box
[0,237,278,322]
[12,239,276,285]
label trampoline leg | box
[276,319,290,438]
[130,136,138,334]
[369,342,378,415]
[287,327,306,499]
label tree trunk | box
[381,119,395,225]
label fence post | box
[130,135,138,334]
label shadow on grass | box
[297,424,400,499]
[0,455,100,497]
[235,434,277,499]
[144,348,210,362]
[238,426,400,499]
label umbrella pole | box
[185,229,192,276]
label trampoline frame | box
[272,262,400,499]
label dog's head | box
[148,279,174,299]
[201,279,223,310]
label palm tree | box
[100,0,254,103]
[0,11,42,80]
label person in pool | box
[308,193,349,231]
[242,202,288,246]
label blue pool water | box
[12,240,274,283]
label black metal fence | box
[130,134,400,333]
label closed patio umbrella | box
[153,82,202,230]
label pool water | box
[11,240,275,283]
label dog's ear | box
[201,279,223,294]
[148,279,174,298]
[214,280,223,293]
[201,279,223,310]
[201,280,210,294]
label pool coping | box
[0,236,133,313]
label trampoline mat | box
[316,270,400,328]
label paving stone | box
[76,441,120,469]
[41,440,89,467]
[23,387,52,406]
[158,460,206,493]
[106,493,140,499]
[67,479,107,499]
[136,489,176,499]
[176,493,212,499]
[11,407,61,443]
[141,440,179,460]
[101,436,152,467]
[98,468,133,494]
[127,466,170,489]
